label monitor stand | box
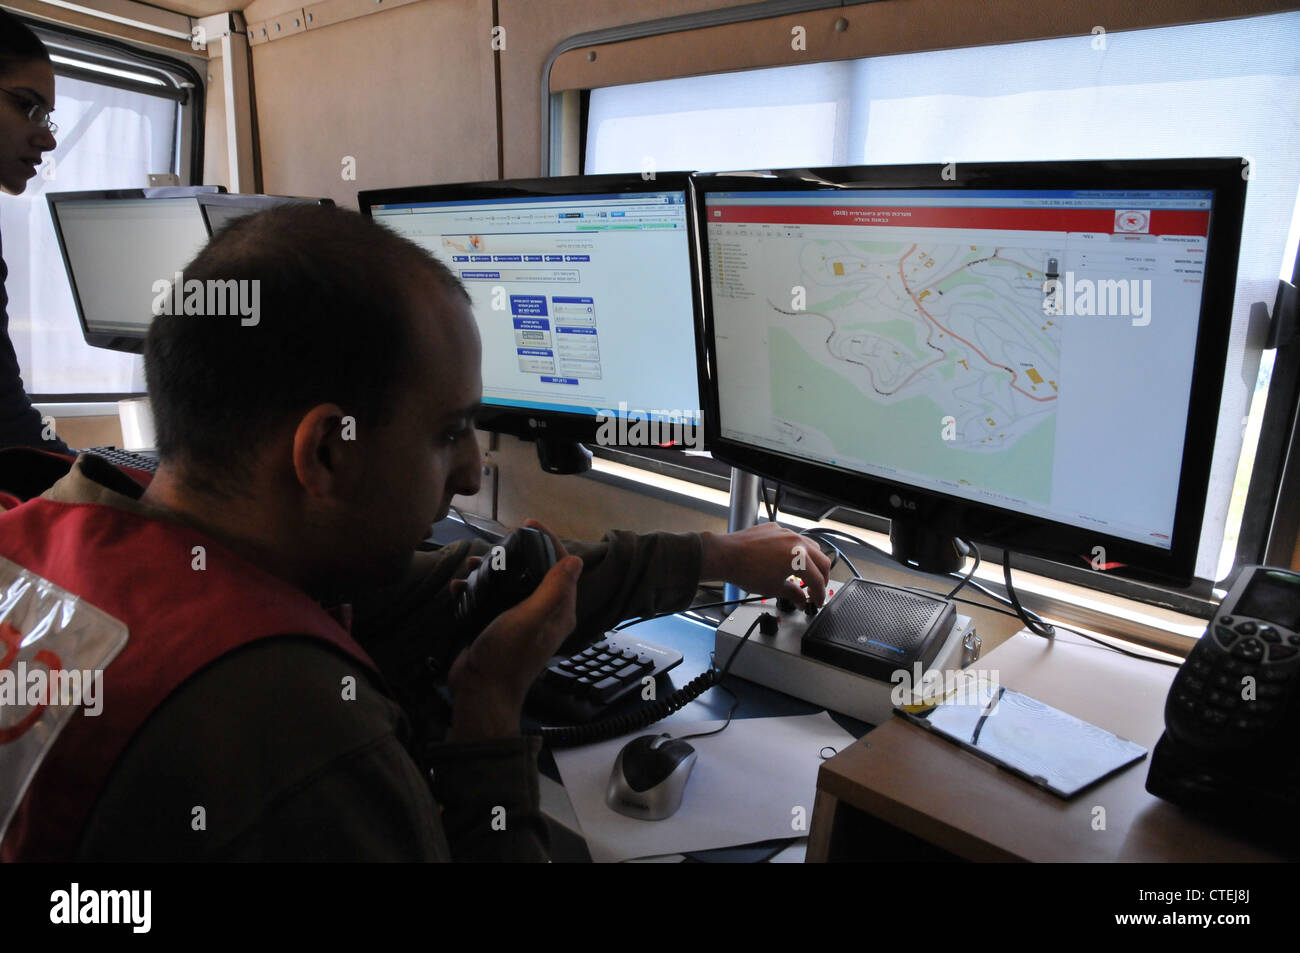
[889,518,965,574]
[535,437,592,475]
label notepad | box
[897,684,1148,798]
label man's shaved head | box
[145,203,469,495]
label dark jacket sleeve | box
[350,529,704,674]
[0,246,70,453]
[345,527,706,861]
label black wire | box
[1052,624,1182,666]
[673,681,740,742]
[805,531,858,579]
[806,525,1054,627]
[895,584,1181,666]
[611,595,765,631]
[946,539,980,600]
[675,614,762,740]
[719,613,763,678]
[807,526,1173,666]
[1003,548,1055,639]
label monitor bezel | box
[692,158,1247,586]
[46,188,172,354]
[358,172,708,447]
[196,193,334,234]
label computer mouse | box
[606,733,698,820]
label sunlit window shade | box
[4,73,178,395]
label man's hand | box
[700,523,833,608]
[445,520,581,741]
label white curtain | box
[2,74,178,395]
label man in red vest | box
[0,204,830,860]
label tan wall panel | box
[250,0,497,208]
[492,434,728,542]
[53,415,122,449]
[496,0,756,179]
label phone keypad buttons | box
[1213,625,1237,648]
[1233,620,1258,635]
[1268,644,1297,662]
[1257,626,1280,642]
[1288,634,1300,646]
[1206,689,1237,710]
[1230,639,1264,661]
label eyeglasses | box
[0,88,57,135]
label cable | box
[1003,548,1055,639]
[946,539,980,600]
[808,527,1172,666]
[673,682,740,742]
[806,525,1055,628]
[533,668,722,748]
[806,531,858,579]
[1049,622,1182,666]
[612,595,765,632]
[805,526,893,561]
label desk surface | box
[814,630,1282,861]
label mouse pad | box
[551,711,855,863]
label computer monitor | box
[197,193,334,234]
[47,189,212,353]
[359,174,705,469]
[695,159,1247,586]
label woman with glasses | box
[0,10,67,453]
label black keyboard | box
[527,633,683,724]
[83,446,159,472]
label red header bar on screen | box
[706,204,1210,237]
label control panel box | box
[714,596,979,725]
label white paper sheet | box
[551,711,857,863]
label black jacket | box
[1,228,71,453]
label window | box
[2,22,200,398]
[580,11,1300,590]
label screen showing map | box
[703,187,1215,549]
[370,190,700,424]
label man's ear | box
[291,403,351,498]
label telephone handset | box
[1147,565,1300,843]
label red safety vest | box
[0,496,380,861]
